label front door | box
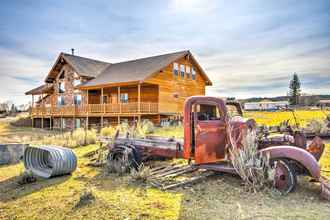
[194,104,227,164]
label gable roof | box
[81,50,212,88]
[62,53,110,77]
[45,53,110,82]
[25,84,54,95]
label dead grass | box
[1,113,330,219]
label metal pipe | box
[23,146,77,178]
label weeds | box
[40,128,97,148]
[130,164,151,183]
[74,188,95,209]
[229,126,275,192]
[17,170,37,185]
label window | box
[180,64,185,78]
[57,96,65,106]
[196,104,221,121]
[186,66,191,79]
[192,68,196,80]
[74,94,82,105]
[73,79,81,87]
[102,95,108,104]
[75,118,81,128]
[173,63,179,76]
[59,81,65,93]
[120,93,128,103]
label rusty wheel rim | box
[274,161,292,192]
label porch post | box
[118,86,121,113]
[31,95,34,128]
[138,83,141,123]
[41,93,44,129]
[101,88,104,128]
[86,90,89,129]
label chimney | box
[71,48,75,55]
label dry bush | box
[100,126,117,137]
[41,128,97,148]
[74,188,95,209]
[130,163,151,183]
[307,119,328,134]
[229,127,275,192]
[18,170,37,185]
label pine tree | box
[289,73,301,105]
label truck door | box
[194,103,227,164]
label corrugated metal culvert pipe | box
[23,146,77,178]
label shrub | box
[100,126,117,137]
[74,188,95,208]
[229,126,275,192]
[18,170,37,185]
[307,119,328,134]
[130,164,151,183]
[40,128,96,148]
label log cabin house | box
[25,50,212,129]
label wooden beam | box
[41,94,44,129]
[138,83,141,114]
[118,86,121,113]
[86,90,89,129]
[101,88,104,128]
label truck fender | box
[259,146,320,179]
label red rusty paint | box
[183,96,229,163]
[306,136,325,161]
[195,120,227,164]
[260,145,320,179]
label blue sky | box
[0,0,329,104]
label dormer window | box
[73,78,81,87]
[180,64,185,78]
[186,66,191,79]
[59,81,65,93]
[192,68,196,80]
[173,63,179,76]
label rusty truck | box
[107,96,326,194]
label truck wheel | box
[107,145,141,173]
[271,159,297,194]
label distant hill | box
[238,94,330,104]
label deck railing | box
[31,102,158,116]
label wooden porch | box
[31,102,159,117]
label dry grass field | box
[1,110,330,220]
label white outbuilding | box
[244,100,289,111]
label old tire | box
[107,144,141,173]
[271,159,297,194]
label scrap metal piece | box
[23,146,77,178]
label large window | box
[180,64,185,78]
[120,93,128,103]
[59,81,65,93]
[192,68,196,80]
[57,96,65,106]
[73,79,81,87]
[186,66,191,79]
[173,63,179,76]
[74,94,82,105]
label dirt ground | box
[1,117,330,219]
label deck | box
[31,102,159,117]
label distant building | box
[244,100,289,111]
[319,100,330,107]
